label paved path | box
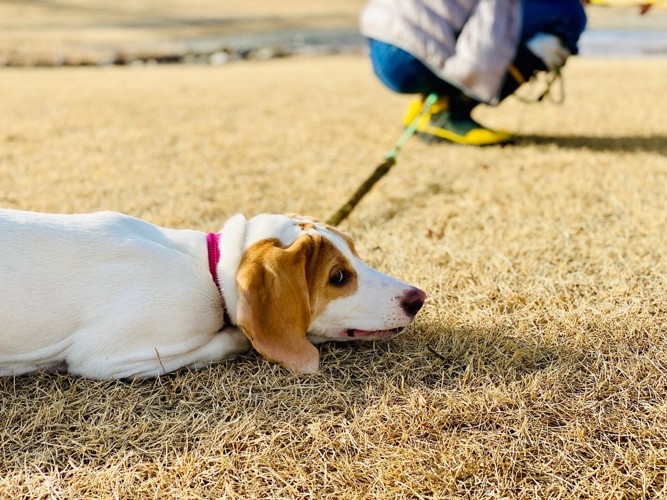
[0,4,665,66]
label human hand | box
[526,33,571,71]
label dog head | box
[219,214,426,374]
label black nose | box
[400,287,426,317]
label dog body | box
[0,209,425,379]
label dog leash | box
[327,92,439,227]
[513,67,564,105]
[327,68,564,227]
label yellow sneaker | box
[403,96,514,146]
[418,118,514,146]
[402,96,448,126]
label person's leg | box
[368,39,458,96]
[368,39,513,146]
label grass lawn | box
[0,55,666,497]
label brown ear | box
[236,236,320,374]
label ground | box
[2,1,666,65]
[0,0,366,65]
[0,53,666,497]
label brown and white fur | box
[0,210,425,379]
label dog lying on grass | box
[0,210,426,379]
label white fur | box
[216,213,247,325]
[0,210,423,378]
[0,209,249,379]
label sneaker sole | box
[416,123,514,146]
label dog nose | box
[400,287,426,317]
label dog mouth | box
[344,327,404,339]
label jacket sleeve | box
[442,0,522,104]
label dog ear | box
[235,235,320,374]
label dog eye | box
[329,269,348,286]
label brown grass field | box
[0,54,666,497]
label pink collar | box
[207,232,231,326]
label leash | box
[327,93,439,227]
[327,69,563,227]
[514,67,564,105]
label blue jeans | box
[521,0,587,55]
[369,0,587,96]
[369,39,460,96]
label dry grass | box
[1,56,666,497]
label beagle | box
[0,210,425,379]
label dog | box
[0,209,426,379]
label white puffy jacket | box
[360,0,522,104]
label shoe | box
[402,96,514,146]
[402,96,448,126]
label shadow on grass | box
[517,134,667,155]
[0,326,589,471]
[322,324,587,392]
